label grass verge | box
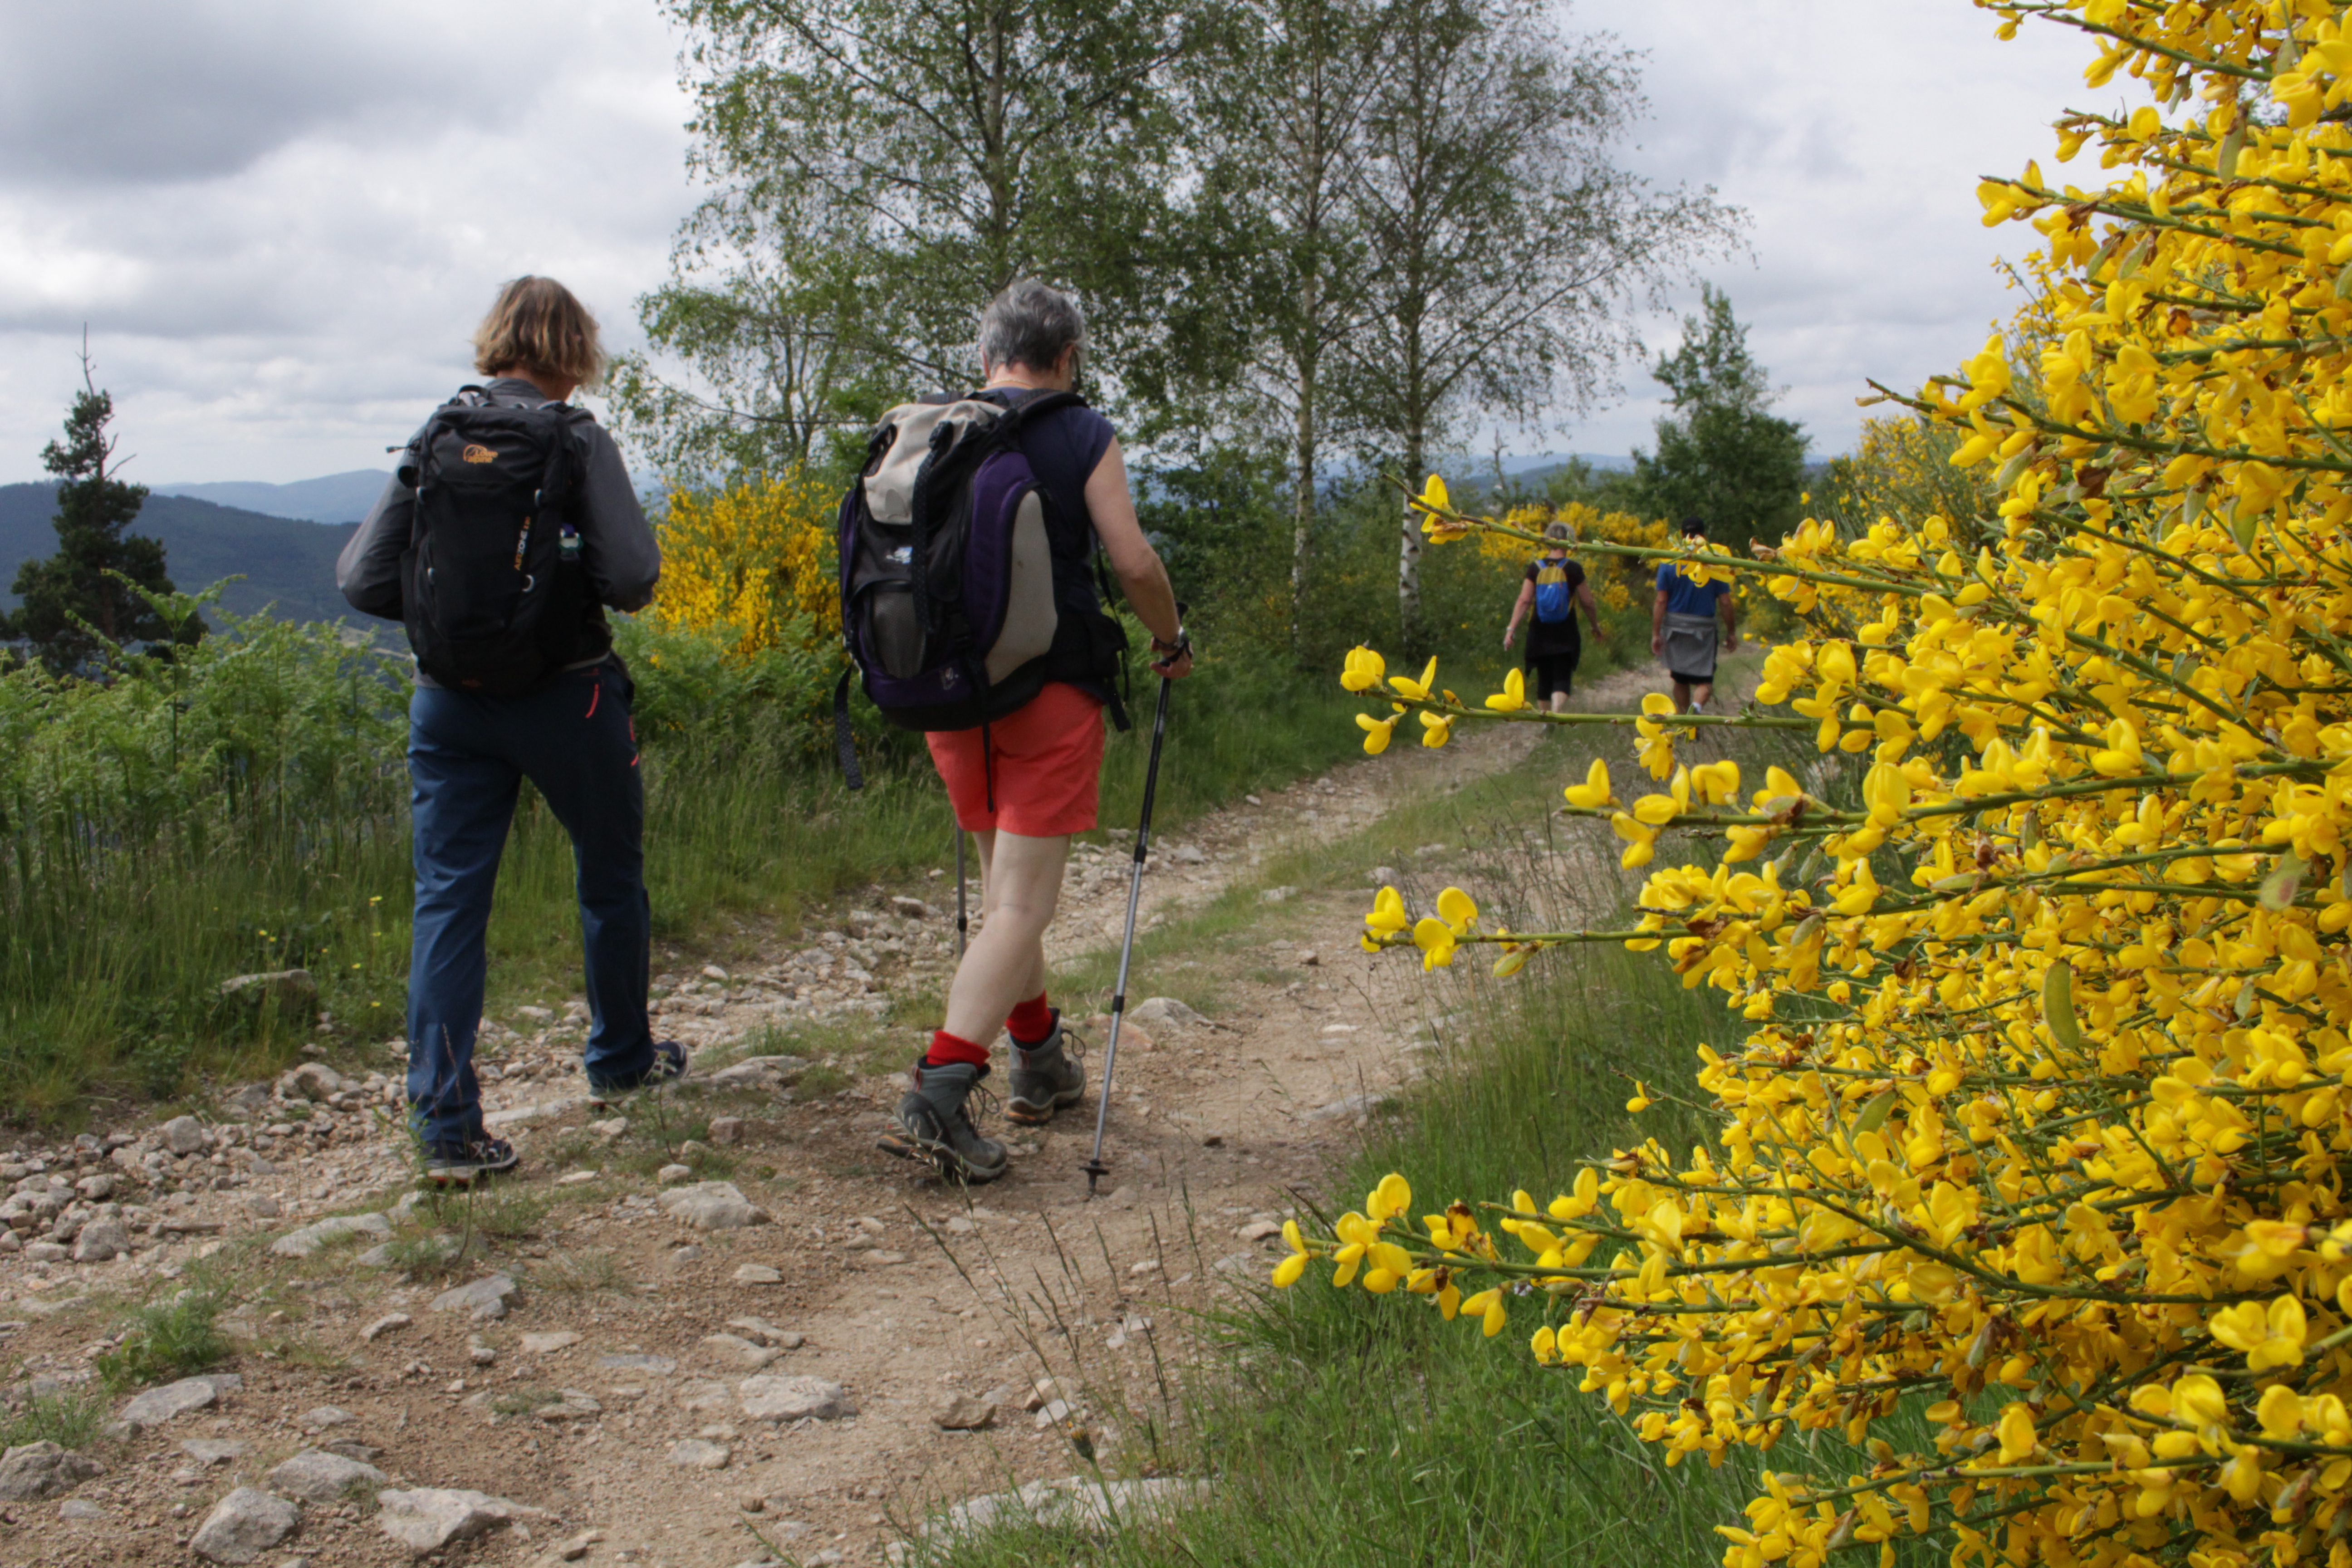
[911,685,1833,1566]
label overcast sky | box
[0,2,2106,485]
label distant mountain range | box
[0,483,362,627]
[151,470,391,525]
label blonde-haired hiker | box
[1503,521,1606,714]
[337,275,682,1186]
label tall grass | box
[913,940,1759,1568]
[0,593,1364,1124]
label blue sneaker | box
[426,1137,519,1186]
[588,1039,689,1099]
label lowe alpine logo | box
[461,443,497,464]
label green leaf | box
[1853,1089,1897,1135]
[2041,960,2082,1052]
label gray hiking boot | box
[1006,1014,1085,1127]
[878,1060,1008,1184]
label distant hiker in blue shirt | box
[1651,516,1739,714]
[1503,521,1607,713]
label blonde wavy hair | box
[471,276,604,388]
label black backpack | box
[397,387,591,694]
[833,388,1129,782]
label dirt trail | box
[0,662,1671,1568]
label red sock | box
[1006,993,1054,1046]
[924,1029,991,1069]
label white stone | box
[912,1477,1211,1543]
[190,1487,300,1564]
[266,1449,386,1503]
[932,1393,995,1431]
[72,1220,127,1263]
[429,1273,518,1321]
[520,1331,581,1354]
[704,1056,811,1089]
[1303,1093,1389,1122]
[119,1374,240,1431]
[1129,997,1207,1029]
[737,1375,855,1422]
[374,1488,545,1555]
[658,1181,768,1230]
[360,1313,411,1342]
[0,1441,103,1501]
[159,1116,209,1155]
[732,1263,783,1285]
[268,1212,390,1259]
[181,1439,250,1466]
[701,1333,780,1372]
[668,1438,731,1470]
[282,1062,343,1102]
[657,1163,693,1184]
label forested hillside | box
[0,481,360,625]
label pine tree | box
[1630,286,1809,550]
[0,347,191,674]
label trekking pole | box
[1083,671,1173,1198]
[954,828,969,960]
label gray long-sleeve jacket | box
[335,377,659,680]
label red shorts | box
[926,682,1105,837]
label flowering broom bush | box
[1290,5,2352,1565]
[644,468,840,658]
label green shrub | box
[97,1288,227,1389]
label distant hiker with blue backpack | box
[1502,521,1606,713]
[1651,515,1740,714]
[336,276,686,1186]
[839,279,1191,1184]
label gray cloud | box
[1533,0,2136,462]
[0,0,2147,483]
[0,0,690,483]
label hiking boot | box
[878,1060,1007,1184]
[426,1137,519,1187]
[588,1039,689,1101]
[1006,1014,1085,1127]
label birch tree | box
[649,0,1193,431]
[1192,0,1387,652]
[1347,0,1740,646]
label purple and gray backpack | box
[833,389,1128,785]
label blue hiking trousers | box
[404,658,655,1153]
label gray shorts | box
[1661,613,1719,684]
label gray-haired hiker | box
[865,279,1193,1185]
[1651,515,1740,715]
[336,276,687,1186]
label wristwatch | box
[1151,628,1191,661]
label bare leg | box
[1671,679,1693,713]
[944,829,1066,1044]
[1548,690,1570,714]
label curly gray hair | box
[979,279,1086,375]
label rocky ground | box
[0,662,1681,1568]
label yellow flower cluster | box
[1303,6,2352,1566]
[1475,499,1672,563]
[645,469,839,658]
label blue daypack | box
[1533,555,1573,623]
